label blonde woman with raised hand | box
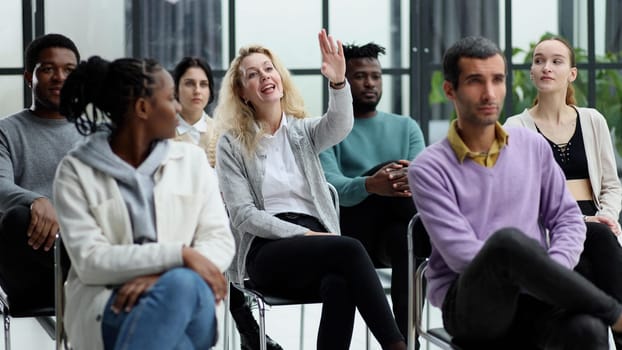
[215,29,406,350]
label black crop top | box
[536,112,590,180]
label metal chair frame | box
[407,213,457,350]
[0,236,70,350]
[0,294,55,350]
[231,281,319,350]
[54,236,70,350]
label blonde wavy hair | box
[214,45,307,154]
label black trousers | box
[576,200,622,349]
[442,228,621,350]
[576,221,622,305]
[246,213,404,350]
[0,205,56,310]
[339,161,418,341]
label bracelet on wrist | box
[330,80,346,89]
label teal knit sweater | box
[319,111,425,206]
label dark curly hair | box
[342,42,386,62]
[442,36,504,89]
[24,33,80,73]
[59,56,163,135]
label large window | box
[0,0,28,117]
[4,0,622,158]
[413,0,501,143]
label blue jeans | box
[102,267,217,350]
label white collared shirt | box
[176,112,209,144]
[260,113,319,219]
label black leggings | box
[442,228,621,350]
[339,161,417,339]
[229,282,247,312]
[246,215,404,350]
[576,221,622,304]
[576,199,622,303]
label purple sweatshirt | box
[409,126,585,307]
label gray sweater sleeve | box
[306,82,354,153]
[0,110,83,212]
[0,129,43,210]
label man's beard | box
[353,99,379,114]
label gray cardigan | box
[216,84,354,284]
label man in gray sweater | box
[0,33,81,310]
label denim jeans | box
[442,228,621,350]
[101,267,217,350]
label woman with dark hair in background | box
[172,56,219,167]
[172,55,283,350]
[54,56,234,350]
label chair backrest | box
[327,182,339,216]
[410,213,432,259]
[54,236,71,350]
[407,213,457,350]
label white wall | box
[0,0,25,117]
[45,0,125,61]
[0,0,126,118]
[511,0,558,63]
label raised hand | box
[318,28,346,86]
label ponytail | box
[60,56,110,135]
[60,56,163,135]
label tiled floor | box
[1,294,616,349]
[0,303,387,349]
[0,297,393,349]
[0,271,393,349]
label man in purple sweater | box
[409,36,622,349]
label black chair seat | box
[0,290,55,318]
[0,290,57,348]
[242,280,322,306]
[0,278,55,316]
[5,305,54,318]
[0,237,71,350]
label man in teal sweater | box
[319,42,425,342]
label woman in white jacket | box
[53,56,234,350]
[505,36,622,349]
